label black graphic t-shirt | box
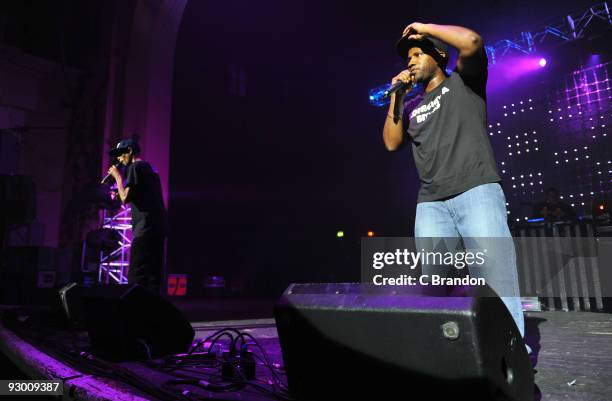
[124,160,167,237]
[406,69,501,203]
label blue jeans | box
[414,182,525,338]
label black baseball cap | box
[108,138,140,157]
[396,35,450,69]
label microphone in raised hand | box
[384,70,415,98]
[101,161,121,185]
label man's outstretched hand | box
[402,22,429,40]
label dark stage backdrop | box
[168,0,423,297]
[168,0,609,300]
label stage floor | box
[1,308,611,400]
[525,311,612,401]
[188,311,612,401]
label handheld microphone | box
[101,161,121,184]
[383,80,413,99]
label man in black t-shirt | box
[382,23,527,349]
[108,138,167,294]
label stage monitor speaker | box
[59,283,195,361]
[274,283,533,401]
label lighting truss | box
[98,204,132,284]
[486,2,612,65]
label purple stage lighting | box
[588,54,601,67]
[488,56,549,92]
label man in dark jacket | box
[108,138,167,294]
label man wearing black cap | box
[107,138,167,294]
[382,23,527,347]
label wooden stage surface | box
[1,309,611,400]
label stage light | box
[336,230,344,238]
[600,205,605,211]
[539,58,547,67]
[367,231,374,237]
[588,54,601,67]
